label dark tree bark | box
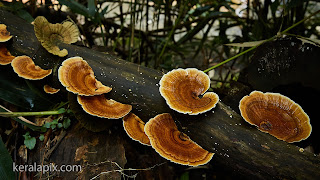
[1,9,320,180]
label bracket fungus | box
[0,43,15,65]
[34,16,79,57]
[77,94,132,119]
[11,56,52,80]
[145,113,214,166]
[123,113,150,146]
[43,85,60,94]
[159,68,219,115]
[0,24,12,42]
[239,91,312,143]
[58,56,112,96]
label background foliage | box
[1,0,319,89]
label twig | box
[0,109,66,117]
[44,130,67,160]
[89,161,166,180]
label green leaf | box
[0,137,15,180]
[23,132,36,150]
[63,118,71,129]
[39,134,44,141]
[99,4,109,19]
[296,37,320,47]
[224,40,267,47]
[58,123,63,129]
[44,122,51,129]
[179,172,189,180]
[58,0,89,17]
[51,119,59,125]
[15,9,34,23]
[87,0,96,17]
[57,108,66,114]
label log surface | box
[1,9,319,179]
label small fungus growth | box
[43,85,60,94]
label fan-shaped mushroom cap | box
[58,56,112,96]
[77,94,132,119]
[0,24,12,42]
[239,91,312,143]
[11,56,52,80]
[123,113,150,146]
[43,85,60,94]
[34,16,79,57]
[145,113,214,166]
[0,43,15,65]
[159,68,219,115]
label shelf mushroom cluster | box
[2,16,314,169]
[58,56,132,119]
[0,23,59,93]
[124,68,218,167]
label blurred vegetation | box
[1,0,320,88]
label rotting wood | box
[1,9,319,179]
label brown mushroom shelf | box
[239,91,312,143]
[77,94,132,119]
[123,113,151,146]
[11,55,52,80]
[159,68,219,115]
[43,85,60,94]
[0,24,12,42]
[58,56,112,96]
[145,113,214,166]
[0,43,15,65]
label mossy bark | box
[1,9,320,179]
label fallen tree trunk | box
[1,9,320,179]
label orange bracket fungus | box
[123,113,151,146]
[159,68,219,115]
[11,56,52,80]
[43,85,60,94]
[0,24,12,42]
[239,91,312,143]
[77,94,132,119]
[58,56,112,96]
[33,16,79,57]
[0,43,15,65]
[145,113,214,166]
